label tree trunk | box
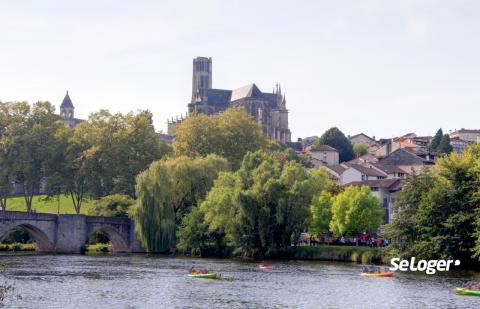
[70,187,84,215]
[22,182,34,212]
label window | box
[361,174,366,181]
[371,187,379,192]
[377,176,386,179]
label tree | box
[353,144,368,157]
[437,134,453,154]
[177,206,228,257]
[387,145,480,264]
[131,154,229,252]
[7,102,66,211]
[89,194,134,217]
[196,151,333,257]
[414,147,480,262]
[429,128,443,152]
[385,171,436,257]
[173,108,269,169]
[53,109,167,210]
[310,192,333,233]
[313,127,355,162]
[329,186,383,236]
[0,102,28,210]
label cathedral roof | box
[60,91,74,108]
[205,89,232,106]
[230,83,263,102]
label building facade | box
[168,57,291,143]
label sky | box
[1,0,479,140]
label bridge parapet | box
[0,211,57,222]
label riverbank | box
[0,243,111,253]
[288,245,384,264]
[0,243,384,265]
[0,243,35,252]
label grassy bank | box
[83,243,111,253]
[0,243,35,252]
[289,245,384,264]
[4,195,96,214]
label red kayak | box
[259,264,273,270]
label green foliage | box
[437,134,453,154]
[197,151,332,258]
[89,194,134,217]
[177,206,229,257]
[313,127,355,162]
[430,128,443,152]
[0,226,31,244]
[429,129,453,154]
[0,101,66,211]
[70,110,166,199]
[385,171,436,258]
[353,144,368,157]
[329,186,383,236]
[310,192,333,233]
[132,155,229,252]
[173,108,269,169]
[387,144,480,265]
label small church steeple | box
[60,90,74,120]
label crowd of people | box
[299,232,388,248]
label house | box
[340,163,387,185]
[349,133,377,146]
[450,136,471,153]
[347,178,404,224]
[306,145,339,167]
[348,153,379,165]
[378,148,434,174]
[450,129,480,143]
[322,164,348,180]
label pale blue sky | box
[1,1,479,139]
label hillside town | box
[290,130,480,224]
[41,57,480,229]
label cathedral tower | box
[191,57,212,102]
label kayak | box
[259,265,273,270]
[188,273,218,279]
[360,272,395,277]
[455,288,480,296]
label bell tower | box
[191,57,212,102]
[60,91,74,120]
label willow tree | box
[188,151,334,258]
[132,154,228,252]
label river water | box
[0,254,479,308]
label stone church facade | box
[168,57,291,143]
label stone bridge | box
[0,211,144,253]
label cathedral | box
[168,57,291,143]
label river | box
[0,254,479,308]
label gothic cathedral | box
[168,57,291,143]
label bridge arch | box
[0,223,54,253]
[88,227,130,253]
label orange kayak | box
[259,265,273,270]
[361,272,395,277]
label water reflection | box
[0,254,478,308]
